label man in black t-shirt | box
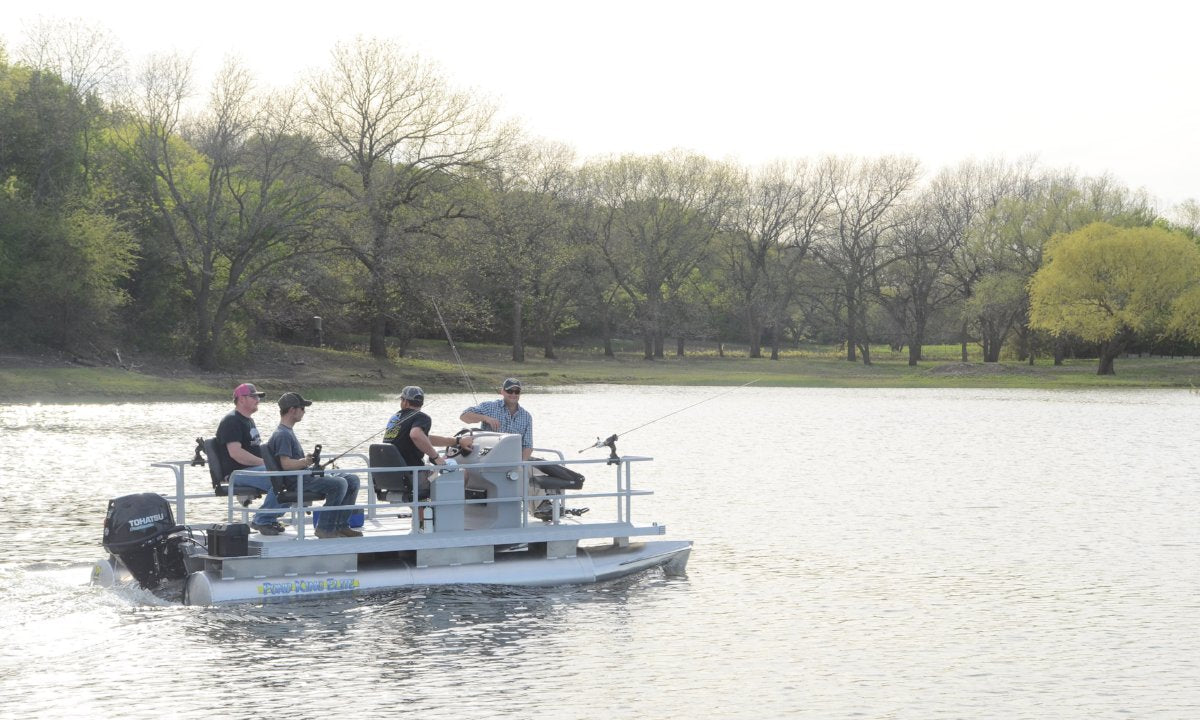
[383,385,473,467]
[215,382,285,535]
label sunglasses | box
[505,388,521,395]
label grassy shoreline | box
[3,340,1199,403]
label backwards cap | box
[400,385,425,405]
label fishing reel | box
[310,444,325,477]
[579,434,621,465]
[190,437,206,466]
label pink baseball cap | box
[233,383,266,399]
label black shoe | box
[250,521,285,536]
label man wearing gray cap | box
[267,392,362,539]
[383,385,473,469]
[460,378,533,460]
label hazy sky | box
[6,0,1198,207]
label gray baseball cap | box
[400,385,425,405]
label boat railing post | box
[521,460,530,527]
[410,469,420,533]
[227,469,238,523]
[172,462,186,526]
[295,471,306,540]
[612,460,623,523]
[366,467,378,520]
[623,458,631,523]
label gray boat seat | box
[261,447,324,505]
[369,443,431,502]
[200,437,262,503]
[530,459,585,491]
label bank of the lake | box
[4,340,1200,402]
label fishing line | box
[320,302,472,469]
[580,378,760,455]
[432,299,477,403]
[318,428,384,469]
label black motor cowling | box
[103,493,188,589]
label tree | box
[871,200,961,366]
[567,201,628,358]
[932,157,1039,361]
[1029,222,1200,375]
[962,271,1027,362]
[976,170,1156,364]
[0,58,91,204]
[0,56,133,351]
[472,139,576,361]
[16,19,126,192]
[17,17,127,100]
[722,160,832,358]
[812,155,920,364]
[1167,199,1200,239]
[582,151,736,359]
[119,56,326,369]
[306,37,509,358]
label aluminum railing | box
[153,450,652,538]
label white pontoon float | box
[92,431,692,605]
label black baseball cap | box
[278,392,312,410]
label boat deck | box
[249,517,665,558]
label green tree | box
[1029,222,1200,374]
[0,56,134,351]
[472,139,576,361]
[581,151,736,359]
[976,171,1157,363]
[963,271,1027,362]
[119,57,326,369]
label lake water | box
[0,386,1197,719]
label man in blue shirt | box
[267,392,362,539]
[460,377,533,461]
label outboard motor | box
[102,493,188,589]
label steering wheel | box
[446,428,474,459]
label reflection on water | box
[1,388,1199,718]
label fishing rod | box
[321,298,474,470]
[579,379,760,463]
[432,298,477,404]
[316,428,384,470]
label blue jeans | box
[310,472,360,530]
[229,466,283,525]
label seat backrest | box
[262,445,323,503]
[259,446,288,495]
[531,460,586,491]
[201,438,227,494]
[369,443,428,501]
